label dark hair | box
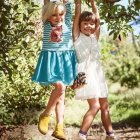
[79,11,97,28]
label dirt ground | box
[0,124,140,140]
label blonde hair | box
[42,1,66,23]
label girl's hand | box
[86,0,91,7]
[86,0,95,7]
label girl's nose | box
[57,16,61,21]
[56,16,59,19]
[87,24,91,28]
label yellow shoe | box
[52,124,66,140]
[38,113,50,135]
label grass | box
[65,99,88,126]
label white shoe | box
[78,133,87,140]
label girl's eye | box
[52,14,56,17]
[60,13,64,16]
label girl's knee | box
[89,103,100,112]
[88,99,100,111]
[100,103,110,112]
[54,82,66,94]
[87,103,100,116]
[94,103,100,110]
[99,98,110,111]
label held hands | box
[71,72,87,90]
[87,0,100,20]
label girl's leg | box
[55,92,65,124]
[99,98,114,135]
[38,82,66,136]
[51,82,66,140]
[80,98,100,134]
[43,82,66,116]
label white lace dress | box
[74,33,108,100]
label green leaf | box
[109,30,114,36]
[14,5,18,10]
[22,41,28,48]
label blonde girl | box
[32,0,77,139]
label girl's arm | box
[63,0,68,3]
[44,0,48,4]
[64,0,72,25]
[90,0,100,40]
[72,0,81,42]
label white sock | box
[78,132,87,140]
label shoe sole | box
[51,133,66,140]
[49,136,60,140]
[38,125,47,135]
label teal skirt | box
[32,50,77,86]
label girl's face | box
[80,20,96,36]
[48,6,65,26]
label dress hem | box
[32,79,73,86]
[75,95,108,100]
